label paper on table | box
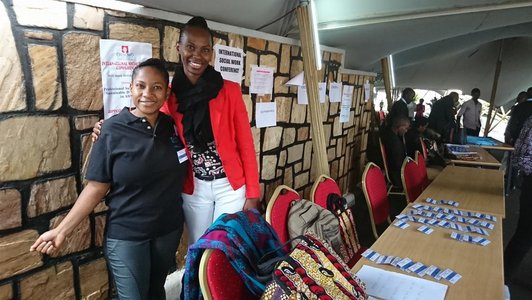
[356,265,448,300]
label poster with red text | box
[100,39,152,119]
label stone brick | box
[244,51,257,87]
[74,114,101,131]
[243,94,252,123]
[27,176,77,218]
[49,213,91,257]
[0,4,26,112]
[262,155,278,180]
[20,262,74,300]
[267,41,280,53]
[323,124,332,146]
[94,215,106,247]
[80,134,92,182]
[64,32,102,111]
[333,117,342,137]
[298,127,309,141]
[251,127,260,154]
[283,166,293,187]
[291,101,306,124]
[0,189,21,230]
[247,37,266,51]
[276,97,292,123]
[280,44,291,74]
[282,128,296,147]
[260,54,277,71]
[291,46,301,56]
[294,162,302,173]
[163,26,180,63]
[328,147,336,162]
[24,30,53,40]
[74,4,104,31]
[0,116,71,181]
[331,160,339,179]
[274,76,289,94]
[290,59,303,79]
[228,33,244,49]
[94,202,108,213]
[79,258,108,300]
[336,137,344,157]
[0,283,12,300]
[109,23,160,58]
[0,230,42,280]
[278,150,287,168]
[13,0,67,30]
[263,127,282,152]
[294,172,309,189]
[287,144,304,164]
[28,44,62,111]
[304,141,313,171]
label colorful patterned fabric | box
[512,115,532,176]
[184,209,287,299]
[261,234,367,300]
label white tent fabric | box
[120,0,532,106]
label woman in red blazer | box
[161,17,260,243]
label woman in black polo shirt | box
[30,59,187,300]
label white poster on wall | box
[340,85,354,123]
[256,102,277,128]
[100,39,152,119]
[297,82,327,105]
[329,82,342,102]
[250,66,274,95]
[364,80,371,102]
[214,44,244,84]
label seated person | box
[405,117,429,158]
[380,115,410,186]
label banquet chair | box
[310,174,342,209]
[199,248,255,300]
[401,157,424,204]
[361,162,392,240]
[265,185,301,243]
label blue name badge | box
[177,148,188,163]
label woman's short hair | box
[131,58,169,85]
[179,16,213,45]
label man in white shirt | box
[457,88,482,136]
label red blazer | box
[161,80,260,199]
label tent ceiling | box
[121,0,532,106]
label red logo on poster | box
[121,45,129,54]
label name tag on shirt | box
[177,148,188,163]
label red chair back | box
[361,163,390,239]
[199,248,255,300]
[415,151,430,189]
[310,175,342,209]
[401,157,424,203]
[265,185,300,243]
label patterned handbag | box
[261,234,367,300]
[327,194,362,266]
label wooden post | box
[484,41,504,136]
[381,57,393,109]
[296,3,330,177]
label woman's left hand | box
[243,198,261,212]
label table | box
[466,136,514,151]
[352,207,504,299]
[416,165,505,217]
[449,146,502,168]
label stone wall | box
[0,0,374,299]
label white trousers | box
[182,177,246,244]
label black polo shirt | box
[86,108,187,240]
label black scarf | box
[172,65,223,152]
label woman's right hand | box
[29,229,66,255]
[91,119,104,142]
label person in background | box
[32,59,186,300]
[457,88,482,136]
[377,100,386,126]
[415,98,425,120]
[405,116,429,158]
[387,88,415,125]
[505,90,531,144]
[504,115,532,283]
[506,87,532,145]
[428,92,459,142]
[380,115,410,186]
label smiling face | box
[130,66,170,124]
[177,26,213,85]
